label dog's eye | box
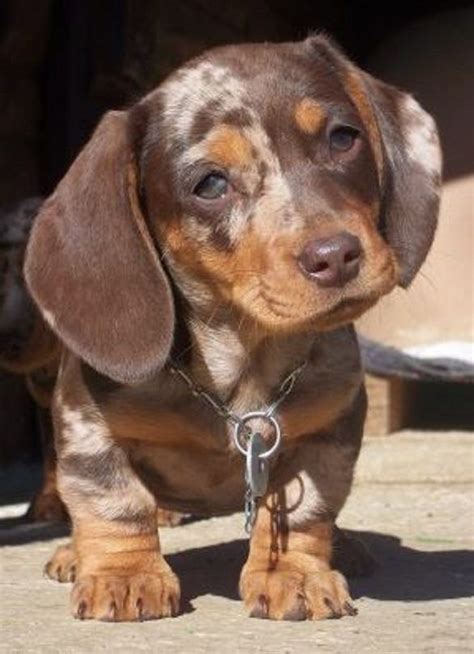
[329,126,359,152]
[193,173,229,199]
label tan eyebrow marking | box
[206,124,254,168]
[343,70,384,182]
[294,98,326,134]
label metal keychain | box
[244,432,269,532]
[233,412,282,532]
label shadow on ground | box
[0,515,69,544]
[168,531,474,605]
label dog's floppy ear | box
[25,111,175,384]
[305,35,442,287]
[363,75,442,287]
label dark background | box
[1,0,471,203]
[0,0,472,465]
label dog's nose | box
[298,232,362,287]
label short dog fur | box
[24,36,441,621]
[0,198,183,526]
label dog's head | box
[25,37,441,384]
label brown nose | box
[298,232,362,287]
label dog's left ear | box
[363,74,442,287]
[25,111,175,385]
[305,36,442,287]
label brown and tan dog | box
[24,36,441,622]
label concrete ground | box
[1,430,473,653]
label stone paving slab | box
[1,431,473,653]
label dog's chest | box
[118,369,360,515]
[131,438,247,515]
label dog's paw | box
[331,528,375,578]
[44,543,77,583]
[26,490,68,523]
[71,569,180,621]
[240,565,356,621]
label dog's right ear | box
[25,111,175,385]
[305,35,442,288]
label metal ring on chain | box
[232,411,282,460]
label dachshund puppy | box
[25,36,441,621]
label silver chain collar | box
[167,358,307,533]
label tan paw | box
[44,543,77,583]
[240,564,356,621]
[71,569,180,621]
[26,490,68,523]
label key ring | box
[233,411,282,460]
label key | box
[245,432,269,498]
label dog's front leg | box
[240,398,364,621]
[70,513,180,622]
[240,508,354,620]
[51,406,180,621]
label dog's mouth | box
[308,265,397,325]
[248,288,377,335]
[300,254,399,327]
[254,273,393,334]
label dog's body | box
[24,37,441,621]
[59,325,363,519]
